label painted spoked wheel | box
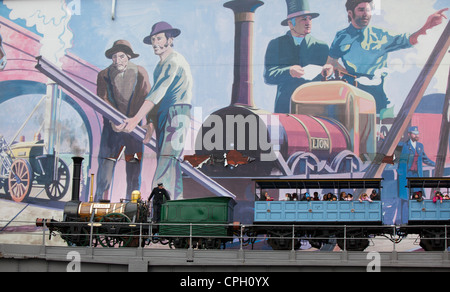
[44,158,70,201]
[8,159,33,203]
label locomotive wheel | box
[97,213,135,247]
[8,159,33,203]
[419,231,449,251]
[336,233,369,251]
[44,158,70,201]
[63,226,90,247]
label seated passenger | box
[358,193,373,203]
[433,191,443,204]
[444,194,450,200]
[345,194,353,201]
[370,190,380,201]
[260,192,270,201]
[339,192,347,201]
[292,193,298,201]
[323,193,332,201]
[305,192,311,201]
[312,192,320,201]
[285,193,292,201]
[412,191,423,202]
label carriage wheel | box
[97,213,135,247]
[44,158,70,201]
[8,159,33,203]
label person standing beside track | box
[148,183,171,223]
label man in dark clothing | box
[264,0,329,113]
[149,183,171,222]
[95,40,151,202]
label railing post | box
[292,225,295,251]
[42,220,46,246]
[445,225,448,251]
[139,223,143,248]
[344,225,347,251]
[189,223,193,249]
[240,224,244,251]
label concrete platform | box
[1,244,449,272]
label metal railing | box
[1,220,449,252]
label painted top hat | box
[143,21,181,45]
[281,0,320,26]
[105,40,140,59]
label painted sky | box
[1,0,449,118]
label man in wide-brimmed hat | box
[117,21,193,201]
[95,39,151,202]
[264,0,329,114]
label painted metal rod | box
[35,56,236,199]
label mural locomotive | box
[0,0,449,245]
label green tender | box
[159,197,236,237]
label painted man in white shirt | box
[117,22,192,200]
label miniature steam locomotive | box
[36,157,450,251]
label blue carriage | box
[404,177,450,251]
[252,178,386,250]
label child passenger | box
[358,193,373,203]
[433,191,443,203]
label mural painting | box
[0,0,448,242]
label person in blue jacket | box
[397,126,435,223]
[264,0,329,114]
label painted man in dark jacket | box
[264,0,329,113]
[149,183,171,222]
[95,40,151,202]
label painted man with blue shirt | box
[264,0,329,114]
[118,22,192,200]
[322,0,448,113]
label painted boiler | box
[195,0,377,176]
[289,81,377,160]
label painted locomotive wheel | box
[97,213,135,247]
[44,158,70,201]
[8,159,33,203]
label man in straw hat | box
[95,40,151,202]
[117,22,193,200]
[264,0,329,114]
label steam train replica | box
[33,0,450,252]
[36,157,450,252]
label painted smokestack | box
[224,0,264,108]
[71,156,84,201]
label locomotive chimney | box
[224,0,264,108]
[71,156,84,201]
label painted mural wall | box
[0,0,449,231]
